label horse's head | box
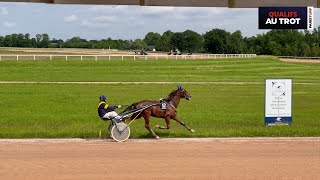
[177,85,192,100]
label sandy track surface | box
[0,138,319,180]
[280,58,320,63]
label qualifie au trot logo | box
[265,11,300,25]
[259,7,314,30]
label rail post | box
[17,55,19,61]
[109,56,111,61]
[81,55,83,61]
[134,55,136,61]
[122,56,124,60]
[50,55,52,61]
[95,56,97,61]
[33,55,36,61]
[0,55,1,61]
[66,55,68,61]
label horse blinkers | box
[177,85,191,100]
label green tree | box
[0,36,4,47]
[182,30,203,53]
[203,29,230,54]
[144,32,161,47]
[268,41,282,56]
[50,38,64,48]
[122,40,132,50]
[36,34,42,48]
[228,30,245,53]
[298,42,311,57]
[4,35,13,47]
[25,33,32,47]
[310,43,320,57]
[40,33,50,48]
[30,38,37,48]
[131,39,147,50]
[170,32,184,51]
[156,30,174,52]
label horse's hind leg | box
[143,115,160,139]
[173,116,195,133]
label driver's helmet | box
[99,95,107,102]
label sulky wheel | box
[110,122,130,142]
[107,123,114,138]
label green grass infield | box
[0,57,319,138]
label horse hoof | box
[155,125,160,128]
[190,129,195,133]
[155,136,160,139]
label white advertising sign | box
[265,79,292,125]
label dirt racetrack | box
[280,58,320,63]
[0,138,319,180]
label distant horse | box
[123,85,195,139]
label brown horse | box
[124,85,195,139]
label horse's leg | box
[155,116,171,129]
[143,115,160,139]
[173,116,195,133]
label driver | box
[98,95,122,121]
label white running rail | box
[0,54,257,61]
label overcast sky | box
[0,2,319,40]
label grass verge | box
[0,84,319,138]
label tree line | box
[0,27,319,57]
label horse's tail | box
[119,103,141,121]
[120,103,136,114]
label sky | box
[0,2,319,40]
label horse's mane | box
[163,89,178,101]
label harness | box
[160,101,167,110]
[159,99,176,117]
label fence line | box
[0,54,257,61]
